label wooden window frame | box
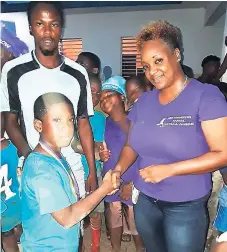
[59,38,82,61]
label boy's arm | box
[71,138,102,160]
[77,117,97,192]
[0,64,31,158]
[33,168,118,228]
[51,170,118,228]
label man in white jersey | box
[0,1,97,199]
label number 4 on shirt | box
[0,164,16,200]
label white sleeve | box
[0,64,10,112]
[84,70,94,117]
[77,69,94,118]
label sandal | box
[121,233,131,242]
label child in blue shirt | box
[21,92,119,252]
[214,168,227,234]
[1,21,28,252]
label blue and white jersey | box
[1,141,21,232]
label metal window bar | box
[121,37,143,79]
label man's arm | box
[76,69,96,192]
[5,113,31,158]
[0,63,31,158]
[77,117,97,192]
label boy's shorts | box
[104,201,138,235]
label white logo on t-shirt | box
[156,116,194,127]
[0,164,16,200]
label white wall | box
[64,7,224,76]
[221,7,227,83]
[0,7,224,76]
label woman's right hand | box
[99,142,111,162]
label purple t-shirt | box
[102,117,137,205]
[128,79,227,202]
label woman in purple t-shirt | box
[112,21,227,252]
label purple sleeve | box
[198,85,227,121]
[127,105,137,123]
[127,92,147,123]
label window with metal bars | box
[121,37,143,79]
[59,38,82,61]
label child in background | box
[125,75,146,112]
[76,52,101,76]
[99,76,145,252]
[1,22,29,252]
[71,73,106,252]
[21,92,119,252]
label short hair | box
[137,20,182,52]
[126,75,147,91]
[181,64,194,78]
[27,1,64,27]
[34,92,74,120]
[88,72,101,87]
[78,52,101,72]
[201,55,220,68]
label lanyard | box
[39,140,80,200]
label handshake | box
[101,170,121,195]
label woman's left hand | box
[139,164,174,183]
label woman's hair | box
[126,75,147,91]
[34,92,74,120]
[137,20,182,52]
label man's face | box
[29,3,62,56]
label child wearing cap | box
[1,23,29,252]
[99,76,145,252]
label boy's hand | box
[99,142,110,162]
[86,175,98,193]
[102,170,120,195]
[120,182,132,201]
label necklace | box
[38,140,80,199]
[162,75,188,105]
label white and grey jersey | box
[0,50,94,150]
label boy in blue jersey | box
[1,22,29,252]
[21,92,119,252]
[72,73,106,251]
